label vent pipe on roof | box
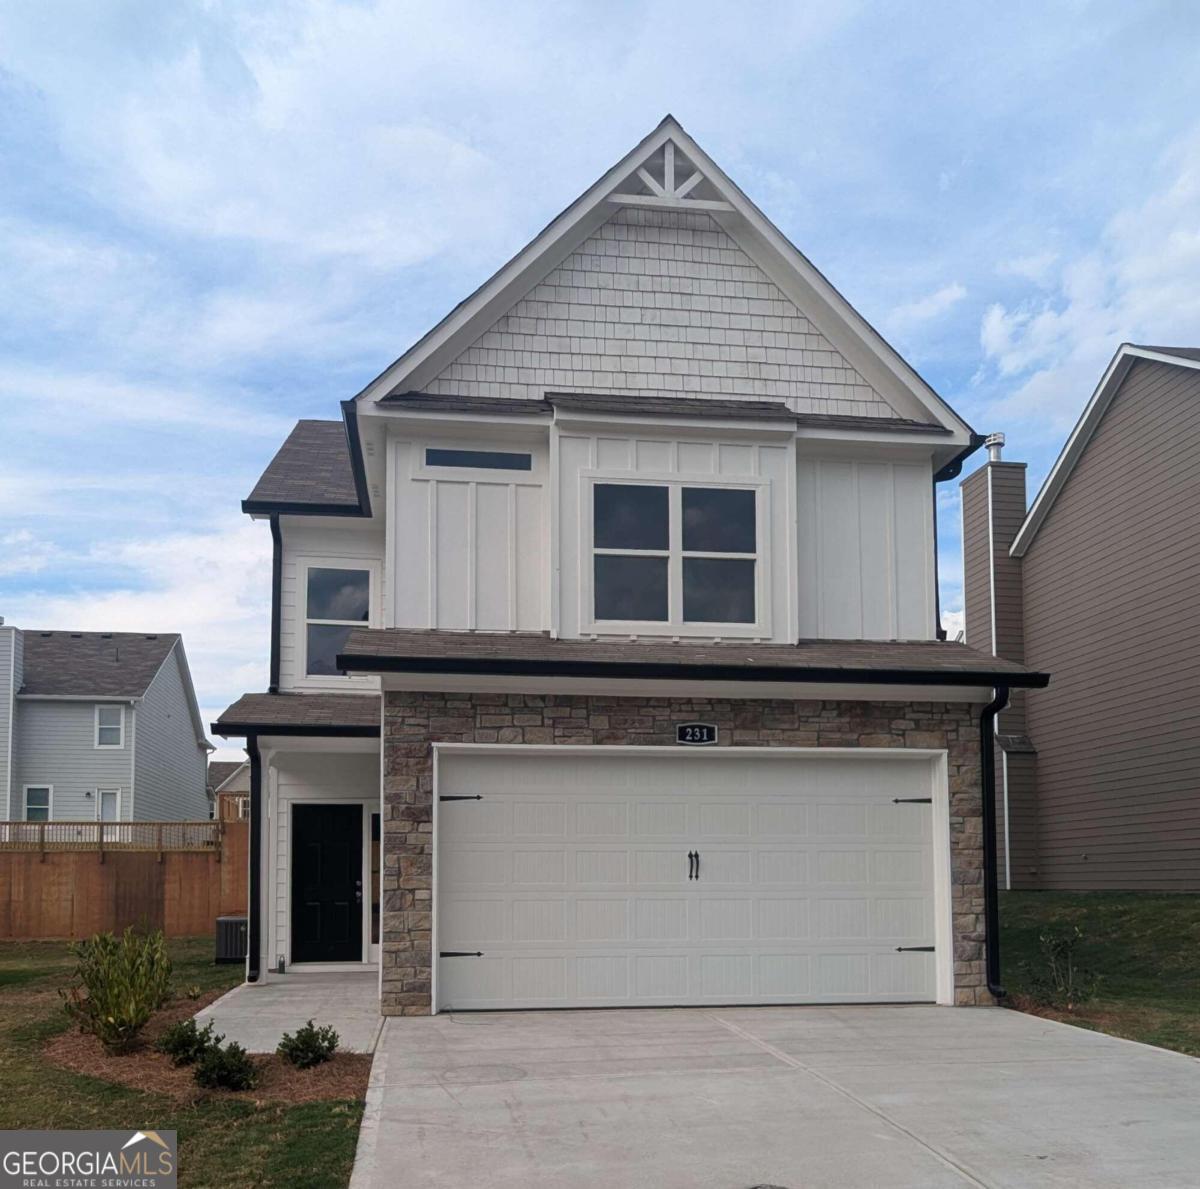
[985,432,1005,462]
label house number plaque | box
[676,722,718,746]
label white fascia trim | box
[352,117,973,440]
[1012,345,1200,556]
[18,694,138,702]
[551,408,796,439]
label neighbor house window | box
[592,482,758,625]
[95,705,125,748]
[425,448,532,471]
[23,786,51,822]
[305,566,370,676]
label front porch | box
[197,969,382,1053]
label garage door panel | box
[436,751,939,1010]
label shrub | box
[194,1040,258,1091]
[1019,926,1100,1011]
[61,927,173,1053]
[277,1019,340,1069]
[157,1018,222,1067]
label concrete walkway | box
[351,1004,1200,1188]
[196,970,382,1053]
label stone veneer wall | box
[381,691,988,1015]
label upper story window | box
[592,482,758,626]
[23,786,51,822]
[305,567,370,676]
[95,705,125,749]
[424,447,532,471]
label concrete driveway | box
[350,1004,1200,1188]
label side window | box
[305,567,370,676]
[95,705,124,748]
[24,786,51,822]
[591,483,758,627]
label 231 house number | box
[676,722,718,746]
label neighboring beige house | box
[209,759,250,820]
[215,117,1047,1016]
[963,344,1200,891]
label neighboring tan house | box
[215,117,1046,1015]
[963,343,1200,891]
[0,622,211,822]
[209,759,250,820]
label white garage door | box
[435,748,940,1010]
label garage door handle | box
[694,851,701,881]
[440,951,484,957]
[895,946,935,952]
[892,797,932,804]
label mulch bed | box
[44,988,371,1105]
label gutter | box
[211,722,379,739]
[980,685,1010,998]
[246,734,262,984]
[336,652,1050,690]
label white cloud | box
[941,609,965,641]
[886,282,967,337]
[2,517,272,728]
[997,251,1058,285]
[0,530,58,576]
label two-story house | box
[0,622,211,823]
[215,118,1046,1016]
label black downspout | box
[980,685,1010,999]
[246,733,262,984]
[268,515,282,694]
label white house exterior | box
[215,118,1046,1015]
[0,624,211,823]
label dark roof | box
[243,420,362,515]
[379,390,949,434]
[1130,345,1200,364]
[213,693,381,737]
[338,629,1047,688]
[19,631,179,698]
[207,760,244,792]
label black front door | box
[291,804,363,963]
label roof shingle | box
[214,692,380,735]
[19,631,179,698]
[243,420,361,513]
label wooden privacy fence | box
[0,820,248,940]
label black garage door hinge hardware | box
[895,946,935,952]
[892,797,933,804]
[439,795,483,802]
[440,951,484,957]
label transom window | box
[24,786,50,822]
[592,482,758,625]
[305,567,370,676]
[95,705,124,748]
[424,447,532,471]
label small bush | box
[61,927,173,1053]
[277,1019,340,1069]
[1019,926,1100,1011]
[194,1040,257,1091]
[157,1018,222,1067]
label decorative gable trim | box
[354,116,974,447]
[1011,344,1200,556]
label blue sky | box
[2,1,1199,758]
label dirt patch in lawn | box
[45,990,371,1105]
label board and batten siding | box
[13,700,133,821]
[1023,359,1200,890]
[556,430,795,641]
[423,207,900,419]
[796,458,936,640]
[278,519,385,692]
[389,437,547,633]
[132,645,209,821]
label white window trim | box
[95,786,122,823]
[23,784,52,822]
[94,704,125,750]
[295,556,382,690]
[581,471,771,639]
[414,438,544,485]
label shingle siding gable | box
[424,207,902,417]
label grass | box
[1001,891,1200,1056]
[0,938,364,1188]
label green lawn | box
[0,938,364,1188]
[1000,891,1200,1056]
